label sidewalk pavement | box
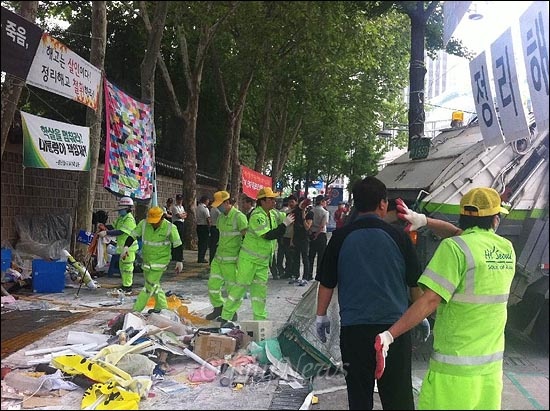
[1,248,548,410]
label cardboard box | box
[239,320,274,342]
[193,332,236,360]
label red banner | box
[241,165,272,199]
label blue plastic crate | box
[32,259,67,293]
[1,248,11,273]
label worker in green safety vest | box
[375,187,515,410]
[219,187,295,324]
[97,196,138,293]
[121,206,184,312]
[204,191,249,321]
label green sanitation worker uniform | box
[417,225,515,410]
[204,191,248,320]
[377,187,516,410]
[122,206,183,312]
[220,187,294,323]
[97,197,138,293]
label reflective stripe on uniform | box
[432,351,504,366]
[215,255,238,262]
[220,231,241,237]
[143,240,172,246]
[450,237,510,304]
[241,245,270,259]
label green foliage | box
[10,0,452,187]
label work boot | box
[205,306,223,320]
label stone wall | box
[1,144,217,247]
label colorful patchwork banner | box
[103,79,155,200]
[241,165,272,199]
[21,110,90,171]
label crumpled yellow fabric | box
[81,381,140,410]
[52,355,152,399]
[92,340,153,366]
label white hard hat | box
[118,197,134,208]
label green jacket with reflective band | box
[418,227,516,376]
[131,219,182,268]
[216,206,248,259]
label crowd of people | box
[96,178,515,410]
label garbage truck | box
[376,115,549,348]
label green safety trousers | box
[207,258,237,308]
[119,250,135,288]
[418,369,502,410]
[133,268,167,311]
[221,253,269,321]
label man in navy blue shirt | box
[315,176,422,410]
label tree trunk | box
[137,1,168,221]
[0,1,38,159]
[255,90,271,171]
[405,1,438,150]
[230,107,244,200]
[182,88,200,250]
[74,1,107,261]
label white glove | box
[283,214,295,227]
[120,246,129,260]
[97,231,107,238]
[374,330,394,379]
[396,198,427,232]
[175,261,184,274]
[315,315,331,343]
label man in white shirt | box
[196,195,211,263]
[308,195,329,280]
[171,194,187,262]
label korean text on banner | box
[21,111,90,171]
[1,6,43,79]
[241,165,272,199]
[26,33,102,110]
[490,28,531,143]
[520,1,549,135]
[103,79,155,200]
[470,52,505,147]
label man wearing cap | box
[204,191,248,320]
[374,187,515,410]
[308,194,330,280]
[121,206,184,312]
[97,196,138,293]
[219,187,295,324]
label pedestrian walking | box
[121,206,184,312]
[204,191,248,321]
[308,194,329,280]
[375,187,515,410]
[219,187,294,324]
[97,197,138,293]
[315,176,423,410]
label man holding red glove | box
[315,177,422,410]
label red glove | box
[374,331,394,380]
[396,198,427,233]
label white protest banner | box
[26,33,102,110]
[469,52,505,147]
[21,111,90,171]
[520,1,549,135]
[490,28,531,143]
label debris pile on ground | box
[1,301,312,409]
